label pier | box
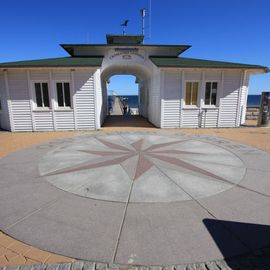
[110,96,124,115]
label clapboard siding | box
[55,111,75,130]
[52,71,71,81]
[0,73,4,129]
[5,69,96,131]
[34,111,54,131]
[219,71,241,127]
[163,100,180,128]
[205,71,222,81]
[148,68,161,127]
[8,71,32,131]
[240,85,247,125]
[8,71,29,99]
[162,71,181,128]
[94,70,102,128]
[3,67,245,131]
[201,109,219,128]
[162,70,222,128]
[30,71,49,81]
[75,72,96,129]
[240,72,248,125]
[185,71,201,81]
[182,109,200,128]
[11,101,32,131]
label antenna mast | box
[140,8,146,42]
[149,0,152,39]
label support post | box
[71,69,78,130]
[27,70,36,131]
[4,70,14,131]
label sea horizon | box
[108,94,262,108]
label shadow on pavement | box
[102,115,155,128]
[203,218,270,269]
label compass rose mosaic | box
[39,133,246,203]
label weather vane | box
[121,19,129,35]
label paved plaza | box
[1,131,270,267]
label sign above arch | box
[107,48,146,62]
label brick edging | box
[1,246,270,270]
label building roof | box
[0,57,103,68]
[0,55,268,73]
[150,57,269,72]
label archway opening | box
[107,75,139,116]
[103,74,152,128]
[100,64,155,128]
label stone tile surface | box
[1,131,270,267]
[115,201,248,265]
[6,195,125,263]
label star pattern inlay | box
[45,138,229,183]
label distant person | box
[123,105,127,115]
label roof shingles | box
[0,57,103,68]
[0,56,268,72]
[150,57,269,72]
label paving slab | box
[114,201,248,265]
[0,161,42,188]
[0,182,65,229]
[239,168,270,196]
[199,187,270,250]
[130,166,191,203]
[6,195,126,263]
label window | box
[34,82,50,108]
[56,82,71,107]
[185,82,198,105]
[205,82,218,105]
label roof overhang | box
[60,44,191,57]
[0,57,104,68]
[150,57,269,73]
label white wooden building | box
[0,35,268,131]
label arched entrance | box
[107,74,138,115]
[99,63,155,128]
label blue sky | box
[0,0,269,95]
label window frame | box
[203,81,220,108]
[183,80,200,108]
[32,81,51,110]
[54,81,72,109]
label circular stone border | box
[39,132,247,203]
[0,131,270,266]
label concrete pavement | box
[0,132,270,267]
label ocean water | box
[120,95,139,108]
[247,95,261,107]
[109,95,261,109]
[107,95,139,112]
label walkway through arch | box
[99,63,157,128]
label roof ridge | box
[150,56,269,72]
[0,56,72,65]
[177,56,268,66]
[0,56,103,67]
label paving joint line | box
[156,165,254,255]
[4,192,68,231]
[111,180,135,264]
